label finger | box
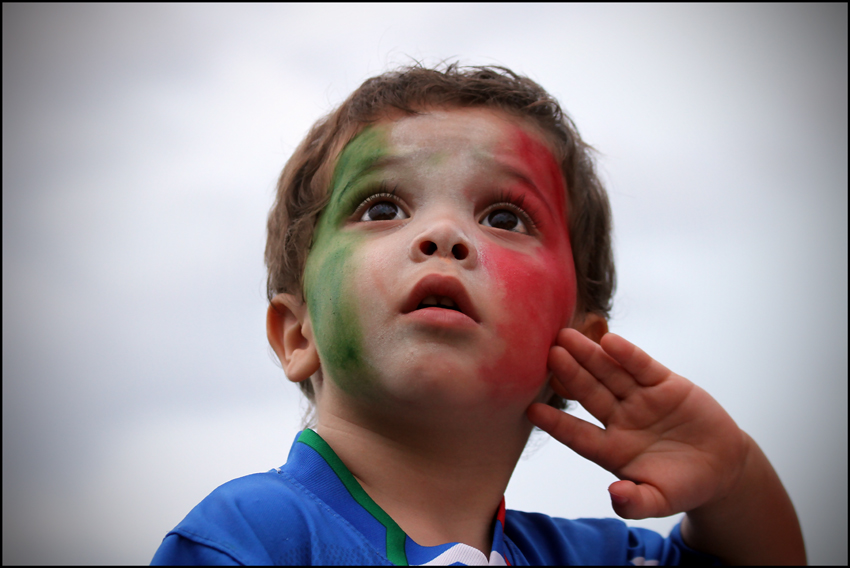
[559,329,636,399]
[527,403,609,467]
[548,344,617,425]
[608,480,672,520]
[600,334,672,387]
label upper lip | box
[401,273,481,323]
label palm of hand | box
[528,329,748,520]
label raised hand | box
[527,329,749,520]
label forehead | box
[335,107,567,211]
[384,107,559,170]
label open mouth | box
[417,295,462,312]
[402,274,480,323]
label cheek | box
[479,241,576,395]
[305,232,373,393]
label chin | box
[386,359,544,412]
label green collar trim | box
[297,429,409,566]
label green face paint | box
[303,126,390,395]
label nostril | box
[420,241,438,256]
[452,244,468,260]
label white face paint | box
[308,107,576,421]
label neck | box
[316,399,532,555]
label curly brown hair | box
[265,62,615,409]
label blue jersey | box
[151,429,718,565]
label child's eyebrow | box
[335,154,409,202]
[487,159,549,205]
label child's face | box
[303,107,577,415]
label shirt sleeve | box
[504,511,722,565]
[151,533,243,566]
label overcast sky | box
[3,4,847,565]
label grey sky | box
[3,4,847,564]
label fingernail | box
[610,492,629,506]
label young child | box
[151,64,806,565]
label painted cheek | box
[303,124,392,395]
[475,126,575,397]
[304,221,373,395]
[478,241,576,397]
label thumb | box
[608,480,670,520]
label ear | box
[267,293,321,383]
[573,311,609,344]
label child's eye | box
[480,206,531,234]
[358,194,408,222]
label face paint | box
[303,126,390,395]
[510,126,568,222]
[478,242,575,397]
[302,108,579,415]
[476,125,576,396]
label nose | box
[409,217,478,268]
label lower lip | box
[404,307,478,329]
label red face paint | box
[477,125,576,399]
[305,107,579,420]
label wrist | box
[702,429,756,510]
[682,430,758,537]
[681,432,806,564]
